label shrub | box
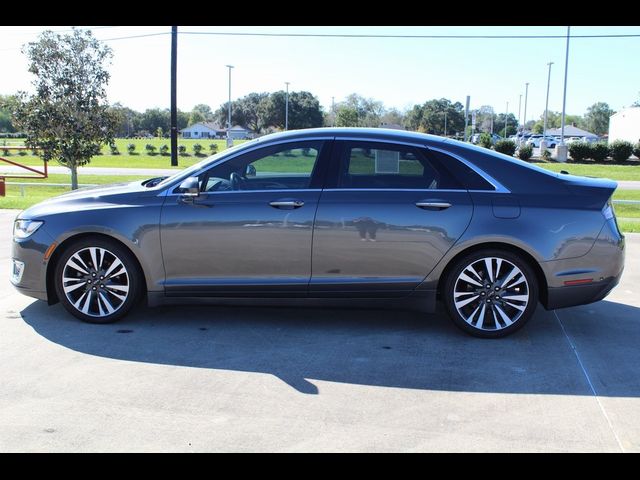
[610,140,634,162]
[145,143,157,155]
[633,142,640,159]
[541,149,552,161]
[193,143,203,156]
[494,140,516,156]
[109,143,120,155]
[517,144,533,161]
[479,132,493,149]
[590,142,609,162]
[178,145,187,155]
[18,149,27,156]
[159,144,169,156]
[127,143,136,155]
[568,141,591,162]
[1,148,10,156]
[209,143,218,154]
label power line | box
[98,32,169,42]
[179,30,640,39]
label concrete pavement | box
[1,209,639,452]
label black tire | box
[443,249,539,338]
[54,236,143,324]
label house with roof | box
[180,122,251,140]
[545,125,598,141]
[608,107,640,144]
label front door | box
[160,140,329,296]
[311,140,473,297]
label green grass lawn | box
[1,138,247,169]
[534,161,640,181]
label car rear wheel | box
[54,237,142,324]
[443,249,539,338]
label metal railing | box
[5,182,97,197]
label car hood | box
[19,180,154,219]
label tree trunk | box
[70,164,78,190]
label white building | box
[180,122,224,139]
[609,107,640,144]
[180,122,250,140]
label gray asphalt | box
[1,209,639,452]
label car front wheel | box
[54,237,142,324]
[443,249,539,338]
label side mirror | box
[179,176,200,197]
[245,164,256,177]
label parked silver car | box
[11,128,625,338]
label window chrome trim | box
[166,188,323,197]
[332,137,510,194]
[157,136,335,197]
[322,188,469,193]
[427,146,511,193]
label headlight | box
[13,219,44,239]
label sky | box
[1,25,639,123]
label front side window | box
[337,141,461,190]
[176,140,323,193]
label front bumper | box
[10,230,53,302]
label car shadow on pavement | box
[20,299,640,396]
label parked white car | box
[526,135,557,148]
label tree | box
[191,103,213,121]
[0,95,18,133]
[13,28,116,189]
[380,108,405,127]
[188,110,206,126]
[335,106,359,127]
[585,102,614,136]
[494,113,518,137]
[405,98,465,136]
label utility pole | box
[518,94,522,131]
[444,111,448,137]
[558,26,571,163]
[523,82,529,145]
[225,65,234,147]
[464,96,470,142]
[505,101,509,138]
[542,61,554,151]
[170,26,178,167]
[285,81,290,131]
[331,96,335,127]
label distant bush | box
[494,140,516,156]
[159,144,169,156]
[178,145,187,155]
[479,133,493,149]
[193,143,204,156]
[590,142,609,162]
[17,149,27,156]
[109,143,120,155]
[541,148,552,161]
[2,148,10,156]
[209,143,218,154]
[517,144,533,161]
[610,140,634,162]
[633,142,640,159]
[145,144,157,155]
[127,143,136,155]
[568,141,591,162]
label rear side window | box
[426,148,495,191]
[337,141,462,190]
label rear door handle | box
[415,201,452,210]
[269,200,304,209]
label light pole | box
[285,82,290,131]
[444,111,448,137]
[523,82,529,135]
[518,94,522,132]
[505,101,509,138]
[331,96,335,127]
[558,26,571,163]
[225,65,234,146]
[542,61,554,151]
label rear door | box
[310,140,474,297]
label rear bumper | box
[546,273,622,310]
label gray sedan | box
[10,128,625,338]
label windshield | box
[155,138,261,189]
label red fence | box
[0,147,48,196]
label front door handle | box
[415,201,452,210]
[269,200,304,209]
